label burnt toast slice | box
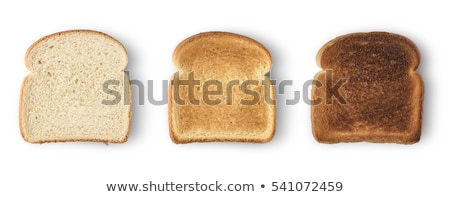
[312,32,423,144]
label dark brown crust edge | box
[19,29,131,144]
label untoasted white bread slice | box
[169,32,276,143]
[19,30,131,143]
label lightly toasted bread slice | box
[169,32,276,143]
[312,32,423,144]
[19,30,131,143]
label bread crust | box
[312,32,423,144]
[20,30,131,144]
[169,32,275,144]
[19,75,30,142]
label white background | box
[1,0,448,196]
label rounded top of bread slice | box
[316,32,420,71]
[172,32,272,79]
[25,30,128,72]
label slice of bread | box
[312,32,423,144]
[169,32,276,143]
[19,30,131,143]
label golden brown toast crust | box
[312,32,423,144]
[169,32,275,143]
